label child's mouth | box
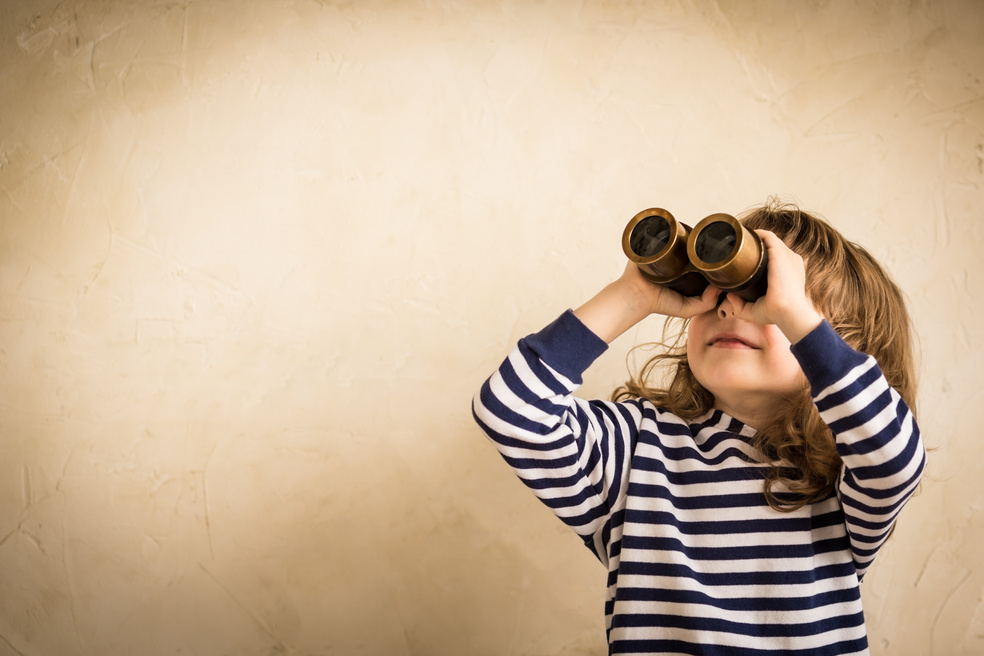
[710,336,756,349]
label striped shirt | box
[472,310,925,655]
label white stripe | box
[818,377,885,425]
[609,606,867,651]
[829,390,904,448]
[617,572,859,603]
[840,415,917,472]
[478,374,568,439]
[814,358,877,404]
[635,427,765,464]
[624,473,771,501]
[617,542,851,576]
[618,518,848,551]
[509,347,579,394]
[840,461,922,510]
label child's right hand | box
[573,262,720,344]
[615,262,721,319]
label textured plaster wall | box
[0,1,982,654]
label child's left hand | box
[726,230,824,344]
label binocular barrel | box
[622,208,769,301]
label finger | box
[727,292,760,323]
[754,229,782,247]
[696,284,723,312]
[756,229,800,265]
[754,228,807,286]
[702,284,722,306]
[677,284,719,318]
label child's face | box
[686,298,806,427]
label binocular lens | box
[693,222,737,264]
[629,215,671,258]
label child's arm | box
[791,319,925,578]
[731,230,926,578]
[472,267,719,559]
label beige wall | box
[1,1,982,654]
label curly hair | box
[613,199,918,511]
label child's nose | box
[716,292,734,318]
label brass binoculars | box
[622,208,768,301]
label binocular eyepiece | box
[622,208,768,301]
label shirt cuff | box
[522,309,610,383]
[790,320,869,396]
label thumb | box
[726,293,754,321]
[680,284,721,318]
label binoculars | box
[622,208,768,301]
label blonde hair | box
[614,199,918,511]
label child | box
[472,201,925,655]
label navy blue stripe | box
[516,342,576,397]
[637,442,760,467]
[851,542,882,561]
[593,403,615,508]
[471,403,573,455]
[831,395,906,459]
[844,466,921,503]
[688,427,750,453]
[617,560,856,587]
[623,508,844,535]
[843,510,897,532]
[620,535,850,562]
[848,429,924,487]
[844,525,890,546]
[826,387,893,436]
[611,636,869,656]
[577,412,603,476]
[485,427,571,453]
[612,608,865,637]
[518,478,596,510]
[815,364,883,413]
[615,583,860,612]
[609,512,624,558]
[500,451,578,472]
[839,494,908,524]
[831,400,901,460]
[547,502,608,529]
[608,404,635,509]
[475,380,569,442]
[625,482,767,511]
[688,408,745,435]
[512,469,587,491]
[632,454,766,485]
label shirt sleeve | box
[471,310,641,562]
[791,320,926,579]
